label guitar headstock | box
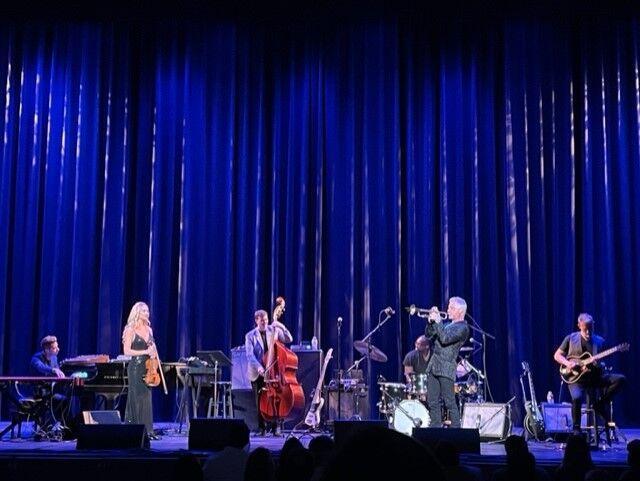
[324,348,334,361]
[618,342,630,352]
[521,361,530,372]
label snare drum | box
[407,373,428,396]
[377,382,407,414]
[391,399,431,435]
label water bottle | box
[546,391,554,404]
[311,336,318,350]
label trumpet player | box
[425,296,470,428]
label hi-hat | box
[353,340,388,363]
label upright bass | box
[258,297,305,423]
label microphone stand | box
[465,315,495,402]
[361,310,392,417]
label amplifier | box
[461,402,511,439]
[540,402,587,432]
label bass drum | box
[390,400,430,436]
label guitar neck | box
[589,345,622,363]
[313,349,333,404]
[528,374,538,406]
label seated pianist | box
[29,335,70,431]
[31,335,65,378]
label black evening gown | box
[124,333,154,433]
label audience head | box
[278,446,314,481]
[628,439,640,469]
[562,434,594,469]
[280,436,304,459]
[244,447,274,481]
[320,426,444,481]
[308,435,335,468]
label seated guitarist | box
[553,313,626,435]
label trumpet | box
[405,304,448,320]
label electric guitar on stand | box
[520,361,545,441]
[304,348,333,429]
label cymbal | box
[353,340,388,363]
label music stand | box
[196,351,232,418]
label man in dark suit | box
[425,296,469,428]
[30,335,65,378]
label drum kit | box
[339,305,490,435]
[352,338,485,435]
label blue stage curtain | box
[1,17,640,422]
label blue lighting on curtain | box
[1,17,639,422]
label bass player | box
[245,298,293,436]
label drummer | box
[403,335,431,383]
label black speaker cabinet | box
[76,424,148,449]
[188,418,249,451]
[412,427,481,454]
[231,389,259,431]
[333,420,388,448]
[461,402,510,439]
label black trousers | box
[567,373,626,427]
[426,373,460,427]
[251,376,277,432]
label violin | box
[143,338,168,394]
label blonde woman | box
[122,301,157,439]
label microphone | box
[337,316,343,327]
[469,337,482,346]
[384,306,395,316]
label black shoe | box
[251,429,266,437]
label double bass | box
[258,297,305,423]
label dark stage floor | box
[0,422,637,480]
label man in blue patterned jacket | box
[425,297,470,428]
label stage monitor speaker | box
[82,410,121,424]
[76,424,148,449]
[412,428,481,454]
[461,402,510,439]
[333,420,388,448]
[540,402,587,432]
[231,389,259,431]
[188,418,250,451]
